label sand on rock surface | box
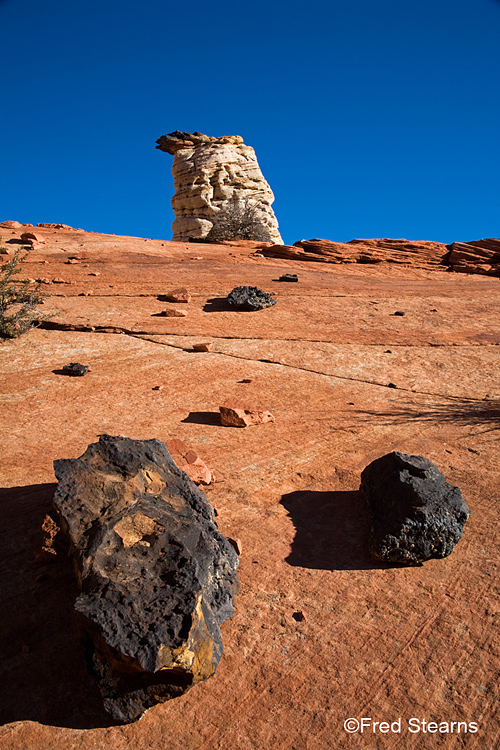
[1,224,499,749]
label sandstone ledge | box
[257,236,500,276]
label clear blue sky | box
[2,0,499,245]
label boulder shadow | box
[181,411,222,426]
[51,369,88,377]
[0,483,118,729]
[281,489,388,571]
[203,297,232,313]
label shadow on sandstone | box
[182,410,222,426]
[0,483,118,729]
[356,398,500,435]
[281,489,387,571]
[203,297,233,313]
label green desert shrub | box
[0,248,52,339]
[205,199,274,243]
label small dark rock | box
[393,311,405,316]
[62,362,88,376]
[360,451,471,565]
[387,383,397,388]
[226,286,276,310]
[278,274,298,282]
[292,611,306,622]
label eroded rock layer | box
[156,131,282,243]
[258,238,449,267]
[447,238,500,276]
[258,236,500,276]
[53,434,239,723]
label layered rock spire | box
[156,131,282,243]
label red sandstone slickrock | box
[1,221,500,749]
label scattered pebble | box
[166,438,212,485]
[393,311,405,316]
[278,273,298,282]
[292,611,306,622]
[161,308,188,317]
[165,287,191,303]
[193,342,212,352]
[387,383,397,388]
[220,401,275,427]
[152,385,165,391]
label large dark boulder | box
[360,452,470,565]
[53,434,239,723]
[226,285,276,310]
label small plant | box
[0,247,52,339]
[205,199,274,243]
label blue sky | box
[2,0,499,245]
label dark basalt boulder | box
[360,452,470,565]
[226,285,276,310]
[53,434,239,723]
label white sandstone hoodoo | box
[156,131,282,243]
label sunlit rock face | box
[156,131,283,243]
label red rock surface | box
[1,222,499,748]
